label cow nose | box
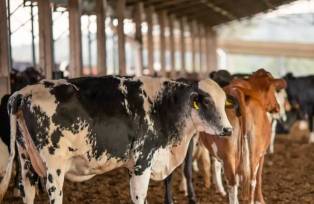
[221,127,233,136]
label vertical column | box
[198,23,203,75]
[134,2,144,76]
[208,28,217,72]
[0,0,10,96]
[169,14,176,78]
[69,0,83,78]
[190,20,196,73]
[179,17,186,76]
[96,0,107,75]
[117,0,126,75]
[146,6,154,75]
[38,0,53,79]
[204,25,210,72]
[158,10,166,76]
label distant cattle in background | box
[10,67,44,93]
[284,73,314,142]
[268,89,289,153]
[209,70,233,87]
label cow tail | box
[0,94,20,202]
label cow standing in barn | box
[165,69,286,204]
[0,76,232,204]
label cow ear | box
[272,79,287,90]
[190,92,200,110]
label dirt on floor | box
[4,124,314,203]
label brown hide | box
[200,69,287,203]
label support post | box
[69,0,82,78]
[158,10,166,76]
[117,0,126,75]
[38,0,54,79]
[96,0,107,75]
[169,14,176,78]
[30,2,36,67]
[0,0,10,96]
[208,28,217,72]
[204,25,210,72]
[190,20,196,73]
[198,23,203,75]
[133,1,144,76]
[146,6,154,75]
[179,17,186,76]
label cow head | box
[189,79,233,136]
[231,69,287,114]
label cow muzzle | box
[219,127,233,136]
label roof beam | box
[219,40,314,59]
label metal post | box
[179,17,186,76]
[117,0,126,75]
[68,0,83,78]
[96,0,107,75]
[0,0,10,96]
[30,2,36,66]
[158,10,166,76]
[169,14,176,78]
[87,17,92,71]
[146,6,154,75]
[38,0,54,79]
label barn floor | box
[4,128,314,203]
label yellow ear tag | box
[193,101,200,110]
[225,99,233,107]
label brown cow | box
[200,69,286,204]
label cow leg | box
[249,160,261,204]
[45,158,67,204]
[269,119,277,154]
[130,168,151,204]
[183,138,197,204]
[164,173,174,204]
[224,159,239,204]
[254,156,265,204]
[13,157,22,197]
[198,149,211,189]
[213,158,226,196]
[308,116,314,143]
[17,146,36,204]
[192,160,199,172]
[179,166,187,195]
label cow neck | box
[233,85,267,112]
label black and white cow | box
[0,76,232,204]
[0,95,10,177]
[284,73,314,143]
[0,67,44,193]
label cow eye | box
[203,98,210,106]
[225,98,233,108]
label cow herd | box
[0,68,312,204]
